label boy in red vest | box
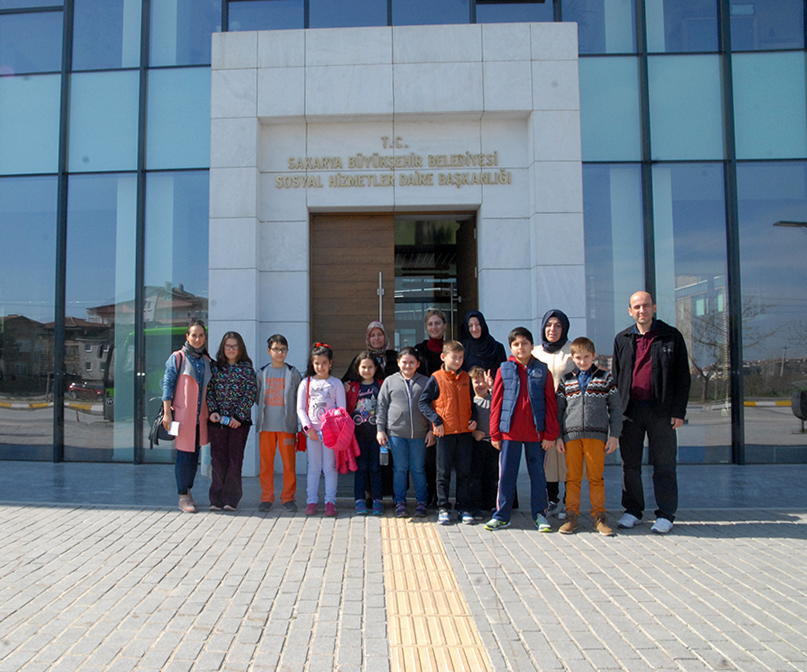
[419,341,477,525]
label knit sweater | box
[207,361,258,425]
[556,365,623,443]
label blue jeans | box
[354,433,382,501]
[493,440,548,522]
[388,436,428,505]
[175,423,200,494]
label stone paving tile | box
[1,495,806,671]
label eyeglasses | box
[270,347,288,353]
[224,344,239,350]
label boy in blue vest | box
[485,327,559,531]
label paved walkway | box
[1,462,806,671]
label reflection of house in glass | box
[0,315,53,396]
[675,275,729,404]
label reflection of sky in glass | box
[0,176,57,323]
[0,11,63,75]
[738,162,807,359]
[72,0,142,70]
[228,0,303,31]
[150,0,221,66]
[66,174,137,320]
[476,1,552,23]
[145,171,209,299]
[310,0,387,27]
[393,0,469,25]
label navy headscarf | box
[459,310,507,374]
[539,309,570,354]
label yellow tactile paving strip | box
[381,518,493,672]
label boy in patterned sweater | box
[555,337,623,536]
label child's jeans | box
[436,432,473,511]
[493,439,548,523]
[306,433,337,505]
[564,438,606,517]
[388,436,428,505]
[259,431,296,504]
[354,433,382,501]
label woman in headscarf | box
[459,310,507,378]
[342,321,398,382]
[532,308,574,518]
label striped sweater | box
[556,365,623,443]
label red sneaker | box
[325,502,337,517]
[305,503,318,515]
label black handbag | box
[149,406,174,449]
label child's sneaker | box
[559,512,579,535]
[414,502,428,517]
[325,502,337,517]
[472,510,485,521]
[355,499,368,515]
[546,499,560,516]
[437,509,451,525]
[484,518,510,531]
[372,500,383,516]
[534,514,552,532]
[618,513,640,529]
[305,503,318,516]
[461,511,475,525]
[396,502,409,518]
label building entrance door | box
[310,213,477,374]
[310,214,395,374]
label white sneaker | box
[651,518,673,534]
[618,513,641,529]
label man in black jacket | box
[612,291,691,534]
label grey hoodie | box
[376,372,431,439]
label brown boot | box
[594,513,614,536]
[559,512,578,534]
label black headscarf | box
[459,310,507,374]
[539,309,570,354]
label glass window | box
[730,0,804,51]
[0,11,62,75]
[582,164,644,357]
[68,70,139,172]
[476,1,551,23]
[150,0,221,66]
[0,73,61,176]
[0,0,62,7]
[645,0,718,53]
[562,0,636,54]
[732,52,807,160]
[72,0,142,71]
[0,176,57,458]
[310,0,387,28]
[648,54,724,160]
[652,163,730,460]
[393,0,469,26]
[64,173,137,461]
[228,0,303,31]
[579,56,642,161]
[142,171,208,462]
[737,161,807,458]
[146,67,211,170]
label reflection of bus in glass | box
[102,326,188,422]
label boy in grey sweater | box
[555,337,622,536]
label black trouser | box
[436,433,473,511]
[208,422,250,508]
[471,438,499,512]
[619,404,678,522]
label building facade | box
[1,0,805,470]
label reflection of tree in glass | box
[689,300,772,403]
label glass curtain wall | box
[737,162,807,461]
[0,177,58,458]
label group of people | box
[161,289,690,535]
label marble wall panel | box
[483,61,533,113]
[257,67,305,119]
[306,26,392,66]
[258,172,308,222]
[209,268,259,320]
[530,213,585,266]
[392,24,482,64]
[210,117,258,168]
[477,217,531,270]
[211,69,257,119]
[393,62,484,115]
[210,218,259,270]
[212,31,258,70]
[482,23,532,63]
[210,167,258,219]
[258,122,307,172]
[531,60,580,111]
[531,161,583,214]
[258,30,305,68]
[306,64,394,117]
[530,110,582,162]
[258,220,308,272]
[259,271,309,322]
